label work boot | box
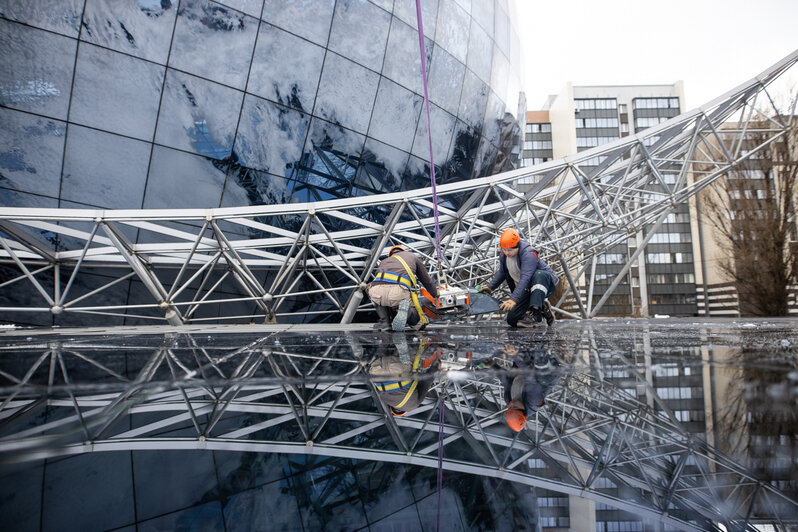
[392,300,410,331]
[374,305,392,331]
[542,300,555,327]
[373,319,390,331]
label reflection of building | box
[524,83,700,318]
[0,0,525,326]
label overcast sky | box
[516,0,798,111]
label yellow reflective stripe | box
[393,256,428,325]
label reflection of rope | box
[436,392,444,532]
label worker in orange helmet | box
[501,347,562,432]
[478,228,558,327]
[368,245,439,331]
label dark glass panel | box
[155,69,244,158]
[43,453,135,531]
[133,450,219,521]
[81,0,177,64]
[361,137,408,194]
[223,480,304,531]
[443,119,479,181]
[70,43,165,141]
[392,0,438,38]
[233,94,310,176]
[286,116,366,202]
[248,23,325,112]
[427,45,465,117]
[143,145,227,208]
[327,0,390,73]
[482,89,505,147]
[473,136,498,178]
[382,16,431,96]
[368,77,421,153]
[261,0,334,47]
[0,0,82,37]
[411,102,456,165]
[0,107,65,198]
[221,166,291,207]
[489,44,510,107]
[435,0,469,64]
[0,188,58,208]
[457,69,488,132]
[0,20,77,120]
[170,0,259,90]
[313,53,379,135]
[140,501,225,531]
[0,462,43,531]
[467,18,492,84]
[61,125,150,209]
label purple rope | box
[437,392,444,532]
[415,0,442,265]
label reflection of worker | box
[367,335,437,416]
[500,350,562,432]
[368,245,439,332]
[479,228,558,327]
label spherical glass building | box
[1,0,524,212]
[0,0,525,327]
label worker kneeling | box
[368,245,440,332]
[479,228,558,327]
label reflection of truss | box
[0,326,795,531]
[0,51,796,325]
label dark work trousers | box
[506,271,556,326]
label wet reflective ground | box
[0,317,796,531]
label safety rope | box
[414,0,443,272]
[414,3,446,528]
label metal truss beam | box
[0,51,796,325]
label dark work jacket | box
[500,354,562,415]
[372,250,438,296]
[486,240,558,303]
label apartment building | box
[522,83,697,317]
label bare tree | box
[700,112,798,316]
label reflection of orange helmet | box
[390,406,407,417]
[388,245,405,256]
[505,409,526,432]
[499,228,520,249]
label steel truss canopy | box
[0,324,795,531]
[0,50,797,325]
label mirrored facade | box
[1,0,524,211]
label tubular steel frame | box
[0,324,795,531]
[0,50,796,326]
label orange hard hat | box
[388,245,405,256]
[499,228,521,249]
[505,409,526,432]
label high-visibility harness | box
[392,255,429,327]
[374,339,425,409]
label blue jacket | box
[486,240,558,303]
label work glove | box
[478,286,492,295]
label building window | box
[633,97,679,109]
[575,98,618,110]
